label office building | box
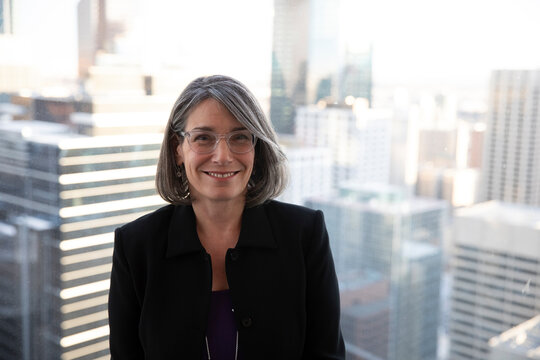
[295,103,392,189]
[481,70,540,206]
[416,167,480,207]
[449,201,540,360]
[270,0,372,134]
[304,0,341,104]
[415,117,485,207]
[0,0,13,34]
[278,140,332,205]
[307,184,446,360]
[339,46,373,105]
[270,0,310,134]
[388,89,420,193]
[0,116,165,359]
[417,128,457,168]
[488,315,540,360]
[339,270,389,360]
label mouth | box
[203,171,239,179]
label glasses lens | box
[186,130,255,154]
[228,130,255,153]
[188,131,217,153]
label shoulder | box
[113,204,190,266]
[263,200,322,222]
[263,199,317,216]
[261,200,325,237]
[117,204,175,236]
[114,204,177,256]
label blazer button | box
[241,317,252,328]
[230,250,240,261]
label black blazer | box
[108,200,345,359]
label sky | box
[342,0,540,87]
[4,0,540,91]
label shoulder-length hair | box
[156,75,288,208]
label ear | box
[175,143,184,166]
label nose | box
[212,137,233,163]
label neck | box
[192,199,245,247]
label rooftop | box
[456,201,540,230]
[489,315,540,359]
[307,183,447,216]
[0,119,163,149]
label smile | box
[204,171,239,178]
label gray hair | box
[156,75,288,208]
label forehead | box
[185,98,242,131]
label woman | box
[108,75,345,359]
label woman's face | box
[175,98,255,205]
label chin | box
[192,191,246,203]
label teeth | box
[207,172,235,178]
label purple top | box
[202,290,239,360]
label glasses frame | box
[178,129,257,154]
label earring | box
[175,165,182,178]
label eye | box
[230,131,252,143]
[191,132,214,143]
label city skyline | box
[2,1,540,359]
[2,0,540,91]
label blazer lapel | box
[237,203,277,249]
[166,205,204,258]
[165,203,278,257]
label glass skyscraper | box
[0,118,164,359]
[306,183,446,360]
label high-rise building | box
[339,47,373,105]
[416,167,480,207]
[78,0,113,78]
[270,0,372,134]
[417,128,457,168]
[278,140,332,205]
[488,315,540,360]
[481,70,540,206]
[448,201,540,360]
[270,0,310,134]
[388,89,420,193]
[305,0,341,104]
[295,103,392,189]
[306,183,446,360]
[339,270,389,360]
[0,117,165,359]
[0,0,13,34]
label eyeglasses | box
[179,129,257,154]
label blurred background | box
[1,0,540,359]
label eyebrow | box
[190,126,247,132]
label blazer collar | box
[166,203,276,258]
[166,205,203,258]
[237,203,277,250]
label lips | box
[204,171,239,178]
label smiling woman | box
[156,75,287,208]
[108,75,345,359]
[174,98,256,205]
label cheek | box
[246,154,255,175]
[244,152,255,169]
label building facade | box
[278,141,332,205]
[449,201,540,360]
[0,118,164,360]
[481,70,540,206]
[306,184,446,360]
[295,103,392,189]
[269,0,372,134]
